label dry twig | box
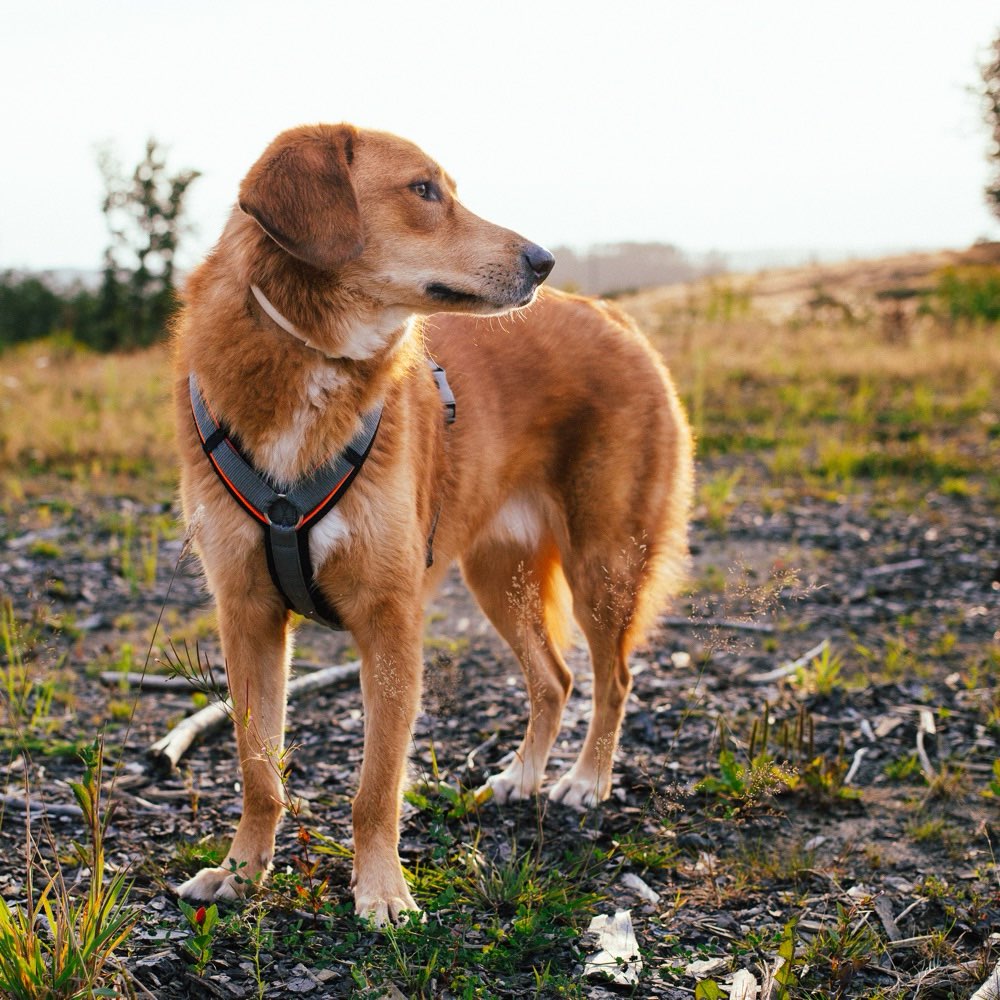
[915,707,937,781]
[0,791,83,818]
[748,638,829,684]
[147,660,361,770]
[971,957,1000,1000]
[662,614,774,634]
[99,670,227,692]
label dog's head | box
[238,124,554,317]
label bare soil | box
[2,456,998,997]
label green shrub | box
[935,265,1000,322]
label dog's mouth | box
[425,282,538,312]
[425,283,489,308]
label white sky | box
[3,0,999,272]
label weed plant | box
[0,741,136,999]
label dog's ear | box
[238,126,363,271]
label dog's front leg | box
[350,616,423,925]
[178,594,291,903]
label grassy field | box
[628,251,1000,504]
[0,250,998,998]
[2,252,997,504]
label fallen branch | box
[662,615,774,634]
[885,934,935,951]
[99,671,227,693]
[971,956,1000,1000]
[915,708,937,781]
[748,638,829,684]
[464,732,499,772]
[147,660,361,771]
[874,895,902,942]
[0,792,84,818]
[862,557,926,578]
[760,954,789,1000]
[843,747,868,786]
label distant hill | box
[1,267,102,292]
[620,241,1000,329]
[549,242,726,296]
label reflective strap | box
[189,373,277,523]
[286,402,383,525]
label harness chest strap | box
[189,358,455,630]
[189,373,382,629]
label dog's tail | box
[540,548,575,653]
[622,375,694,655]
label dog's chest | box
[256,366,345,484]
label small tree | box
[84,139,200,349]
[984,29,1000,222]
[0,272,65,347]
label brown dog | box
[173,123,693,923]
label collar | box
[250,283,340,361]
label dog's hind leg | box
[548,544,646,810]
[177,592,292,902]
[462,532,573,803]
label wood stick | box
[748,638,829,684]
[874,895,902,942]
[916,709,937,781]
[862,557,926,578]
[99,671,227,692]
[843,747,868,786]
[970,957,1000,1000]
[0,792,84,818]
[886,934,935,950]
[661,614,775,634]
[147,660,361,771]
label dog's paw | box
[476,757,543,805]
[478,771,534,805]
[548,768,609,811]
[353,871,422,928]
[176,866,245,903]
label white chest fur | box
[257,365,345,484]
[255,364,354,571]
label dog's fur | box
[173,123,693,923]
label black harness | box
[189,359,455,630]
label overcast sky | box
[3,1,999,273]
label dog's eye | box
[410,181,440,202]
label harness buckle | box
[266,495,301,529]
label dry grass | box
[0,337,174,499]
[2,251,998,505]
[625,256,1000,495]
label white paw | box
[176,866,245,903]
[548,769,609,811]
[476,760,542,805]
[353,868,422,927]
[355,889,424,928]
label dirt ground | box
[2,454,998,997]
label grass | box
[0,336,175,499]
[0,740,136,999]
[639,275,1000,499]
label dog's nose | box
[524,244,555,282]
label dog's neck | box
[248,274,412,364]
[250,283,340,360]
